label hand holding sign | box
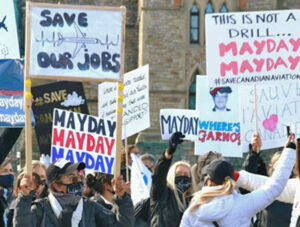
[250,133,262,153]
[166,132,185,157]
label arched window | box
[220,3,228,12]
[190,3,199,44]
[205,1,214,14]
[189,73,198,109]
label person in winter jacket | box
[240,133,293,227]
[236,139,300,227]
[150,132,195,227]
[13,159,134,227]
[0,158,16,227]
[86,173,118,210]
[180,136,296,227]
[191,151,223,191]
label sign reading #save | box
[26,2,125,82]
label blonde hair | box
[32,160,47,174]
[189,177,235,214]
[166,161,195,212]
[269,152,281,175]
[0,158,12,174]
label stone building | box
[6,0,300,169]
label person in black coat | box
[149,132,195,227]
[0,128,22,227]
[240,133,293,227]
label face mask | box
[0,174,14,189]
[39,180,49,198]
[175,176,192,193]
[66,182,83,196]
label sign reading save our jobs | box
[26,2,125,82]
[206,10,300,87]
[239,81,300,152]
[51,109,116,173]
[0,0,20,59]
[98,65,150,139]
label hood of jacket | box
[192,186,234,222]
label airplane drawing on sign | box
[35,23,119,59]
[0,16,8,32]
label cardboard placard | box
[160,109,199,141]
[32,81,89,155]
[0,0,20,59]
[51,109,116,173]
[239,81,300,151]
[0,59,35,127]
[98,65,150,139]
[206,10,300,87]
[26,2,125,82]
[195,76,242,157]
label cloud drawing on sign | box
[262,114,278,132]
[61,91,85,107]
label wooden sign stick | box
[254,85,260,153]
[114,6,126,180]
[24,79,32,176]
[296,138,300,178]
[124,124,129,182]
[24,2,32,175]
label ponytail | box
[189,177,235,214]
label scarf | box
[48,192,83,227]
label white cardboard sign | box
[195,76,242,157]
[27,3,124,81]
[98,65,150,139]
[206,10,300,87]
[239,81,300,151]
[0,0,20,59]
[160,109,199,141]
[51,109,116,174]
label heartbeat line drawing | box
[35,23,120,58]
[0,16,8,32]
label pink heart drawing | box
[262,114,278,132]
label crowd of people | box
[0,128,299,227]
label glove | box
[167,132,185,155]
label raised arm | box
[151,132,185,201]
[240,138,296,218]
[237,170,297,204]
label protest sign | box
[26,2,125,82]
[0,0,20,59]
[160,109,199,141]
[32,81,89,155]
[206,10,300,87]
[98,65,150,139]
[0,59,35,127]
[51,109,116,173]
[130,153,152,205]
[195,76,242,157]
[239,81,300,151]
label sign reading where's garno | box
[26,2,125,82]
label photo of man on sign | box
[210,87,232,112]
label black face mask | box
[175,176,192,193]
[65,182,84,196]
[39,180,49,198]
